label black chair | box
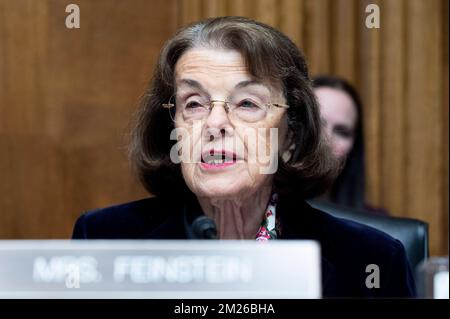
[308,199,429,271]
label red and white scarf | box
[255,193,282,241]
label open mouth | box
[200,150,238,168]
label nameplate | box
[0,240,321,298]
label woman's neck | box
[197,185,272,239]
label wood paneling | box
[380,0,406,222]
[279,0,303,47]
[0,0,448,256]
[404,0,445,255]
[304,0,332,74]
[331,0,357,80]
[0,0,177,237]
[442,0,449,255]
[204,0,227,18]
[180,0,203,25]
[358,0,382,205]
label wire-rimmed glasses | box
[162,94,289,124]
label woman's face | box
[314,87,357,159]
[173,48,289,200]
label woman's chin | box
[191,179,252,199]
[182,164,264,199]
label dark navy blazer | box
[72,193,416,298]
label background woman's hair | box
[128,16,339,199]
[313,75,365,209]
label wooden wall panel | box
[0,0,177,238]
[228,0,257,20]
[405,0,445,255]
[180,0,203,25]
[204,0,227,18]
[255,0,279,27]
[358,0,382,205]
[303,0,332,74]
[331,0,357,81]
[279,0,303,48]
[442,0,449,255]
[379,0,406,221]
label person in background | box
[313,75,387,215]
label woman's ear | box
[281,130,295,163]
[281,143,295,162]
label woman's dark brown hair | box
[128,16,338,199]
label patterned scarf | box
[255,193,282,241]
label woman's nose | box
[205,101,231,130]
[204,102,232,140]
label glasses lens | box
[178,95,210,122]
[229,98,268,123]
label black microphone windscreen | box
[192,216,217,239]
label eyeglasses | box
[162,94,289,124]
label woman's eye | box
[238,99,259,109]
[185,101,202,109]
[334,127,353,139]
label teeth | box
[205,158,234,164]
[207,159,225,164]
[203,152,235,165]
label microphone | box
[192,216,218,239]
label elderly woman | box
[72,17,415,297]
